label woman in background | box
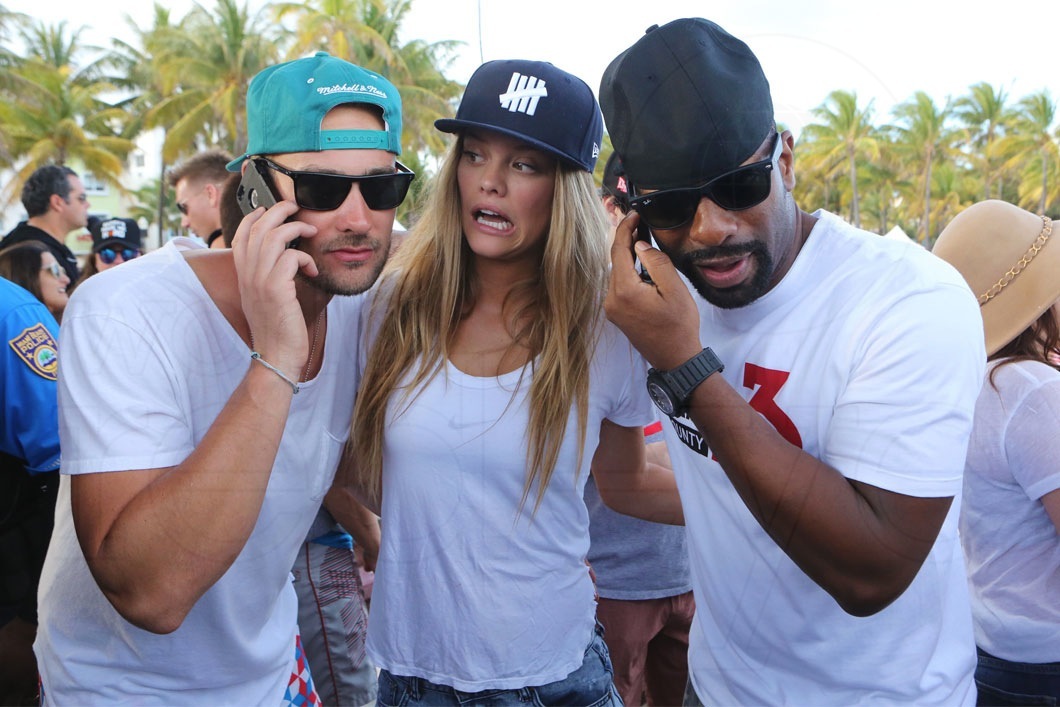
[933,200,1060,705]
[0,240,70,322]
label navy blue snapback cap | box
[436,59,603,172]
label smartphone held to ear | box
[236,161,278,215]
[235,160,300,249]
[635,220,654,284]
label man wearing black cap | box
[600,18,985,705]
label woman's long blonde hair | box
[350,134,610,511]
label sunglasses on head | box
[629,132,782,230]
[98,247,139,264]
[41,262,63,279]
[255,157,415,212]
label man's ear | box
[779,130,796,192]
[205,182,219,207]
[48,192,67,213]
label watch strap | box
[663,347,724,414]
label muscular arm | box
[72,368,296,633]
[70,201,319,633]
[605,213,964,616]
[590,420,684,525]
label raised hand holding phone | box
[236,160,301,250]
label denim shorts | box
[376,625,623,706]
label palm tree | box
[148,0,279,163]
[0,20,135,208]
[104,5,191,242]
[953,82,1013,200]
[791,127,844,217]
[273,0,388,62]
[997,90,1058,214]
[926,162,975,248]
[889,91,955,243]
[801,90,879,228]
[0,4,29,168]
[127,177,182,241]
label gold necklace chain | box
[249,307,326,383]
[302,308,325,382]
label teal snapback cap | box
[227,52,403,171]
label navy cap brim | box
[435,118,591,172]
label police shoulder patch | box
[8,323,58,381]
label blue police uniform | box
[0,276,60,624]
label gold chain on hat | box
[978,214,1053,306]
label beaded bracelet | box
[250,352,300,394]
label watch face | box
[647,379,676,417]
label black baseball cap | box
[90,217,142,252]
[436,59,603,172]
[600,18,775,190]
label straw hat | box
[932,200,1060,355]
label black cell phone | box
[235,160,300,249]
[635,219,654,284]
[235,160,278,215]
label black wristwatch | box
[646,348,724,417]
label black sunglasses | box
[99,247,139,264]
[629,133,782,230]
[255,157,415,212]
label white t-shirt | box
[667,211,983,705]
[35,240,367,704]
[961,358,1060,662]
[365,320,654,691]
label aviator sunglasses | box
[629,132,782,230]
[98,247,140,264]
[255,157,415,212]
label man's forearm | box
[685,374,950,616]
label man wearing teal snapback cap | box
[34,52,411,704]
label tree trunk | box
[1040,149,1049,214]
[848,145,860,228]
[156,148,167,251]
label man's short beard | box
[296,235,389,296]
[657,240,774,309]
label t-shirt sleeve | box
[826,281,985,496]
[1005,375,1060,501]
[58,309,194,475]
[598,324,655,429]
[2,300,60,473]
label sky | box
[6,0,1059,137]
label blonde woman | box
[333,60,679,706]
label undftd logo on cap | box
[499,72,547,116]
[101,219,127,241]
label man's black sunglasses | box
[255,157,415,212]
[629,132,782,230]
